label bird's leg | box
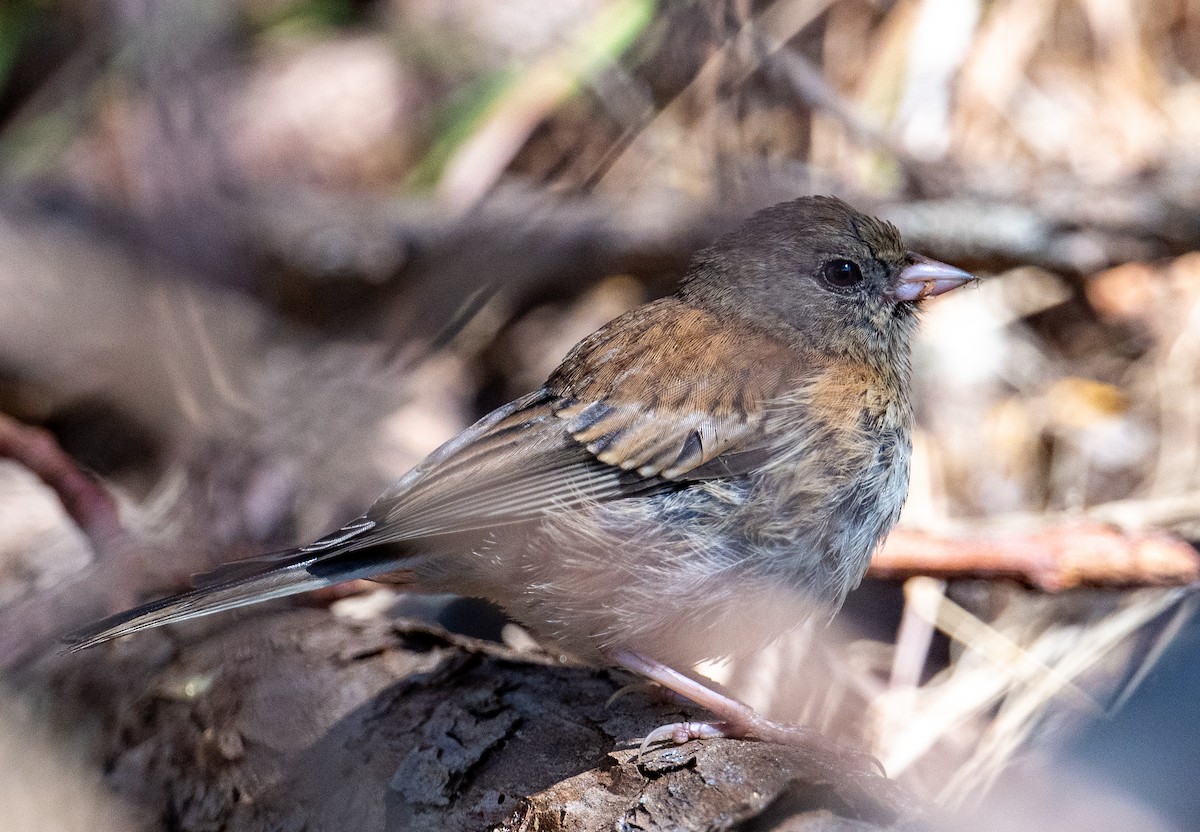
[609,649,825,754]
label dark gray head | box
[679,196,973,363]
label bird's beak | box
[893,253,975,301]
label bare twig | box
[0,413,122,546]
[0,413,150,667]
[772,48,956,196]
[872,524,1199,591]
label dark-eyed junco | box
[65,196,973,748]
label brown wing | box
[372,296,803,542]
[363,391,663,538]
[547,298,799,480]
[198,299,801,585]
[193,388,665,588]
[352,299,798,544]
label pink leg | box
[610,649,825,754]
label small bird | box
[65,196,973,748]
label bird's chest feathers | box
[756,364,912,546]
[769,362,911,464]
[729,371,909,601]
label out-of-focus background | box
[2,0,1200,829]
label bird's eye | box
[820,259,864,290]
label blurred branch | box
[0,413,169,668]
[251,182,1200,329]
[0,412,121,543]
[881,184,1200,275]
[13,175,1200,355]
[772,48,957,197]
[874,525,1200,592]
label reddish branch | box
[0,413,145,667]
[873,525,1200,591]
[0,412,123,546]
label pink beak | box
[894,253,975,301]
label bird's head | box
[680,196,975,365]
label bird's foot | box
[638,720,730,757]
[636,712,880,773]
[635,713,823,755]
[610,649,882,773]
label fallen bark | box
[52,610,916,832]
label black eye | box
[821,259,863,290]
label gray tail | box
[62,519,403,652]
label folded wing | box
[64,298,803,650]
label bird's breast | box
[740,367,913,602]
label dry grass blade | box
[870,583,1191,807]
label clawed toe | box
[637,721,730,758]
[634,720,884,776]
[610,651,882,773]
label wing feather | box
[62,297,809,651]
[188,302,802,594]
[547,298,800,480]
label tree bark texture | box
[54,608,917,832]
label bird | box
[64,195,974,749]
